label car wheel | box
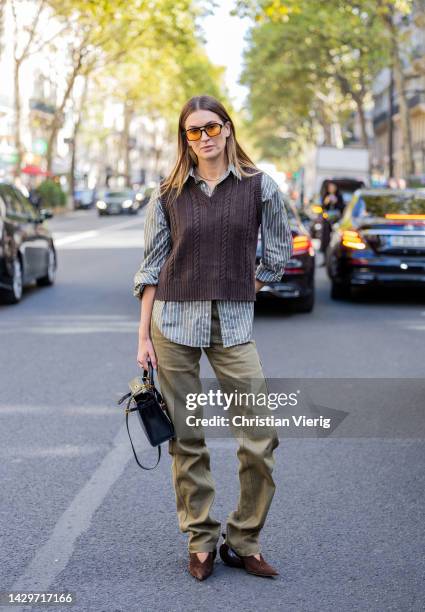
[294,291,315,313]
[330,281,351,300]
[0,256,23,304]
[37,246,56,286]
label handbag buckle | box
[136,382,154,394]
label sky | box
[201,0,251,111]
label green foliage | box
[43,0,228,165]
[88,2,229,138]
[36,180,67,208]
[236,0,404,164]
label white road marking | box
[58,230,145,249]
[0,314,138,334]
[54,229,98,246]
[0,323,138,334]
[53,216,145,246]
[2,444,110,459]
[4,424,148,610]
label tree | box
[68,74,88,202]
[238,0,417,176]
[97,36,226,183]
[10,0,67,175]
[43,0,214,173]
[236,0,393,165]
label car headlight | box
[96,200,107,209]
[135,192,143,201]
[122,199,133,207]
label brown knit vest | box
[154,169,263,301]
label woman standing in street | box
[133,95,293,581]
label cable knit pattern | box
[155,170,263,301]
[189,187,201,283]
[246,174,262,279]
[219,178,233,285]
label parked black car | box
[326,188,425,299]
[73,188,96,209]
[256,198,315,312]
[0,183,57,304]
[96,189,140,216]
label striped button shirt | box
[133,163,293,348]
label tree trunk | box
[69,141,76,210]
[388,68,395,177]
[352,95,369,149]
[314,98,333,145]
[11,0,46,177]
[69,76,89,209]
[46,114,61,174]
[123,103,133,187]
[46,49,84,173]
[392,45,415,176]
[352,94,372,180]
[13,57,23,177]
[384,8,415,177]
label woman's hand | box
[137,336,158,370]
[255,279,266,293]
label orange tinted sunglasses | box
[183,122,224,141]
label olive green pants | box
[150,300,279,556]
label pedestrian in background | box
[133,94,293,581]
[319,181,345,264]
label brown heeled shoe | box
[219,534,279,578]
[188,548,217,581]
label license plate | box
[389,235,425,248]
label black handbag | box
[117,360,175,470]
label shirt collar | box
[184,162,241,184]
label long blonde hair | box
[160,95,260,205]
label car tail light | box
[292,235,313,255]
[341,229,367,250]
[385,213,425,220]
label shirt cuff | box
[133,271,158,299]
[255,264,284,284]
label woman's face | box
[328,182,337,194]
[184,110,231,163]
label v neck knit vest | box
[154,169,263,301]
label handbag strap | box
[117,391,161,470]
[143,360,155,386]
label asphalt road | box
[0,206,424,612]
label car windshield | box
[354,193,425,217]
